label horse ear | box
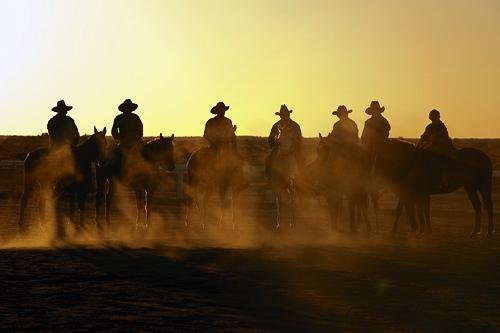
[319,133,323,139]
[94,126,98,134]
[160,133,163,139]
[102,127,107,135]
[170,134,174,140]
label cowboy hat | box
[51,99,73,112]
[210,101,230,114]
[332,105,352,116]
[365,101,385,115]
[275,104,293,116]
[118,99,138,113]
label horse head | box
[148,133,175,171]
[316,132,331,162]
[93,126,108,164]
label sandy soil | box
[0,165,499,331]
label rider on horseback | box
[328,105,359,147]
[361,101,391,153]
[47,100,79,149]
[266,104,304,181]
[109,99,143,171]
[417,109,456,159]
[203,101,237,152]
[417,109,457,190]
[47,99,81,192]
[361,101,391,173]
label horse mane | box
[389,138,415,147]
[77,133,96,147]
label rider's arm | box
[294,123,303,148]
[72,119,80,145]
[268,124,278,148]
[203,121,215,144]
[111,117,120,141]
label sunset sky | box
[0,0,499,137]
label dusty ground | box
[0,137,499,332]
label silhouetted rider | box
[266,104,304,180]
[361,100,390,153]
[203,101,237,151]
[417,109,456,158]
[47,100,79,149]
[112,99,143,152]
[328,105,359,146]
[107,99,143,171]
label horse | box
[19,127,108,236]
[95,134,175,231]
[266,124,300,230]
[376,139,493,237]
[313,134,373,233]
[185,128,246,230]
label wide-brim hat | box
[211,101,230,114]
[118,99,138,113]
[332,105,352,116]
[275,104,293,116]
[365,100,385,115]
[51,99,73,112]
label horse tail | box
[479,154,493,206]
[184,152,197,207]
[22,150,38,192]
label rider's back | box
[112,113,143,150]
[47,114,79,148]
[204,115,234,147]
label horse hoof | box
[470,232,481,239]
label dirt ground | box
[0,137,499,332]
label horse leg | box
[19,182,35,234]
[423,195,431,234]
[68,190,76,230]
[38,185,48,230]
[348,198,356,233]
[371,191,380,233]
[217,186,227,227]
[392,199,404,234]
[145,190,152,230]
[105,180,113,227]
[289,182,296,228]
[415,196,426,236]
[184,185,194,228]
[201,187,212,230]
[274,190,281,230]
[465,186,482,238]
[479,182,494,238]
[95,177,106,230]
[77,191,87,232]
[361,193,371,234]
[404,199,418,235]
[50,187,66,241]
[135,190,146,230]
[326,194,340,231]
[230,190,237,231]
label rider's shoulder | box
[289,119,301,128]
[346,118,358,126]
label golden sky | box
[0,0,499,137]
